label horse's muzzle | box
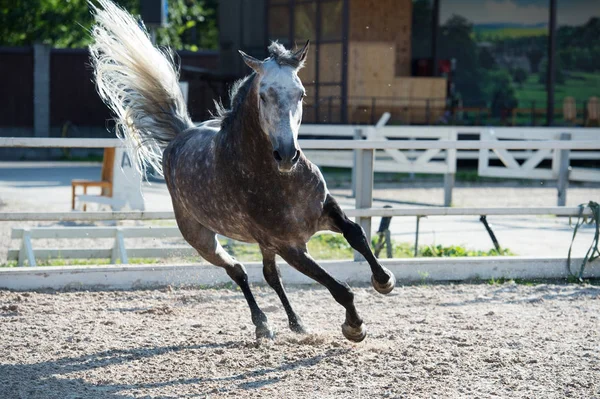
[273,148,300,172]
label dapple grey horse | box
[90,0,395,342]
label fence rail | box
[0,207,593,222]
[2,137,598,150]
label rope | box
[567,201,600,280]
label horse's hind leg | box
[279,246,366,342]
[174,213,273,339]
[261,248,307,334]
[322,194,396,294]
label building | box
[219,0,600,126]
[219,0,448,125]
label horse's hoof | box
[342,322,367,343]
[255,324,275,340]
[289,320,308,334]
[371,268,396,295]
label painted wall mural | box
[414,0,600,125]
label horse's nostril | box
[273,151,283,162]
[292,150,300,163]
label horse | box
[89,0,396,342]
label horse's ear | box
[294,40,310,66]
[238,50,263,73]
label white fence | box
[0,134,599,288]
[4,207,594,268]
[299,119,600,206]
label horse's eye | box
[260,94,267,103]
[299,92,306,102]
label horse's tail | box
[89,0,192,176]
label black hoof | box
[341,322,367,342]
[289,320,308,334]
[255,324,275,340]
[371,268,396,295]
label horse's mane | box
[267,41,305,69]
[210,42,304,129]
[211,73,256,130]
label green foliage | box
[419,245,514,258]
[439,15,484,103]
[538,58,566,86]
[153,0,218,51]
[0,0,218,50]
[512,67,528,88]
[483,69,518,117]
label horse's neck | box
[218,102,274,171]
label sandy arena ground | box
[1,283,598,398]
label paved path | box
[0,163,598,258]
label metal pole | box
[414,216,421,257]
[479,215,501,251]
[547,0,557,126]
[385,230,393,259]
[557,132,571,206]
[431,0,440,77]
[340,0,349,124]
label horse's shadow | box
[0,340,348,398]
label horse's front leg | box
[323,194,396,294]
[279,246,366,342]
[261,248,307,334]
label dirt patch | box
[0,283,598,398]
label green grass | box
[474,27,548,40]
[222,235,514,262]
[515,72,600,106]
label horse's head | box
[239,41,309,173]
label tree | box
[526,48,544,74]
[0,0,218,50]
[439,15,483,104]
[512,67,528,88]
[484,70,518,117]
[538,58,566,86]
[478,46,496,70]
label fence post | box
[111,228,129,264]
[444,129,458,207]
[351,128,362,198]
[33,44,51,142]
[354,144,374,262]
[556,132,571,206]
[443,173,454,207]
[18,229,36,267]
